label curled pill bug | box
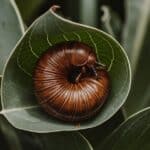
[33,41,110,122]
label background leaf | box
[81,110,125,150]
[0,0,24,75]
[0,78,22,150]
[99,107,150,150]
[100,5,122,40]
[124,19,150,116]
[123,0,150,116]
[122,0,150,73]
[0,116,22,150]
[15,0,46,26]
[1,6,131,133]
[19,132,93,150]
[79,0,98,26]
[0,116,92,150]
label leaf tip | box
[50,5,61,12]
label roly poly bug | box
[33,41,110,122]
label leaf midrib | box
[0,105,39,114]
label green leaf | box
[1,6,131,132]
[124,19,150,116]
[81,110,125,150]
[80,0,98,26]
[122,0,150,73]
[99,107,150,150]
[0,79,22,150]
[15,0,46,25]
[123,0,150,116]
[0,0,24,75]
[100,5,122,40]
[19,132,93,150]
[0,117,92,150]
[0,116,23,150]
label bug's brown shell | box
[33,41,110,122]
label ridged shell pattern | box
[33,41,110,122]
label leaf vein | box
[86,31,99,59]
[44,18,52,46]
[1,105,39,114]
[73,32,82,41]
[28,22,40,58]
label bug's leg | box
[75,66,86,83]
[95,61,106,69]
[91,65,98,79]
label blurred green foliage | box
[1,0,150,149]
[15,0,46,25]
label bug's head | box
[70,47,96,68]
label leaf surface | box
[122,0,150,73]
[1,6,131,132]
[0,0,24,74]
[123,0,150,116]
[0,116,92,150]
[81,110,124,150]
[99,108,150,150]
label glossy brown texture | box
[33,41,110,122]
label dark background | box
[15,0,125,27]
